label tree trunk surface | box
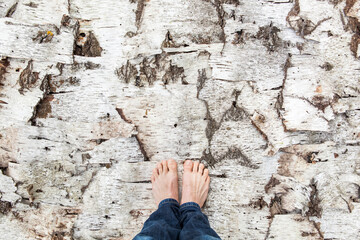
[0,0,360,239]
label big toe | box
[167,159,177,172]
[183,160,193,172]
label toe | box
[206,175,210,185]
[162,160,168,173]
[167,159,177,172]
[152,168,158,177]
[157,162,163,174]
[203,168,209,178]
[199,163,205,174]
[151,175,155,183]
[192,161,199,172]
[183,160,193,172]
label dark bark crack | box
[80,170,98,194]
[275,54,292,132]
[5,1,18,17]
[115,108,150,161]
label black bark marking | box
[74,31,103,57]
[32,30,55,44]
[115,60,138,84]
[18,60,39,94]
[140,56,157,85]
[161,31,178,48]
[320,62,334,71]
[61,14,71,27]
[24,2,38,8]
[116,53,187,87]
[265,175,281,193]
[306,179,322,218]
[0,58,10,90]
[248,196,268,210]
[5,2,18,17]
[162,61,185,85]
[0,201,12,214]
[214,0,226,53]
[130,209,143,218]
[232,29,245,44]
[29,75,54,125]
[256,23,282,52]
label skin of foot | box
[151,159,179,206]
[181,160,210,207]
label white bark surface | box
[0,0,360,239]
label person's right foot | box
[181,160,210,207]
[151,159,179,206]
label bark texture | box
[0,0,360,239]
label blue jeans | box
[133,198,221,240]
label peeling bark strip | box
[74,31,103,57]
[18,60,39,93]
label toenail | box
[185,161,192,165]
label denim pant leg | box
[133,198,181,240]
[179,202,221,240]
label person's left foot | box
[151,159,179,206]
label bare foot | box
[181,160,210,207]
[151,159,179,206]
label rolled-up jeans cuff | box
[158,198,180,208]
[180,202,201,210]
